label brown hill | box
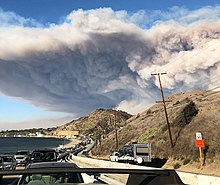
[50,89,220,175]
[51,108,132,138]
[92,90,220,166]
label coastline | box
[63,138,81,148]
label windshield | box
[31,151,56,161]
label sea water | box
[0,137,71,154]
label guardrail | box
[69,155,220,185]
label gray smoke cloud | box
[0,7,220,116]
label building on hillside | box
[36,132,43,137]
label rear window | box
[3,157,13,162]
[31,151,56,161]
[136,147,149,155]
[16,152,28,155]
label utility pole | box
[110,106,119,150]
[151,72,174,148]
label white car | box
[109,152,119,162]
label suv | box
[28,149,58,164]
[14,150,29,166]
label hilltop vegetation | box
[0,127,54,137]
[8,89,220,173]
[91,90,220,166]
[52,89,220,167]
[51,108,132,139]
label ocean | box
[0,137,71,154]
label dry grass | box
[92,90,220,165]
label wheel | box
[137,157,143,164]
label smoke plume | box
[0,6,220,116]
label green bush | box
[156,139,165,146]
[137,128,157,143]
[173,162,181,169]
[182,158,191,165]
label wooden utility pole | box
[110,107,119,150]
[151,72,174,148]
[114,112,119,150]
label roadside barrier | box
[69,155,220,185]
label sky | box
[0,0,220,130]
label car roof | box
[26,162,78,169]
[16,150,29,152]
[0,154,14,157]
[31,148,56,152]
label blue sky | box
[0,0,218,24]
[0,0,220,130]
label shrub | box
[156,139,165,146]
[173,162,181,169]
[182,158,191,165]
[137,128,157,143]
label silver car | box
[14,150,29,166]
[0,154,16,170]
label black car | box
[28,149,58,164]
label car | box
[14,150,30,166]
[109,152,119,162]
[0,154,16,170]
[11,164,185,185]
[16,162,100,184]
[0,157,2,183]
[28,149,58,164]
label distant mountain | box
[51,108,132,139]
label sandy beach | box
[63,138,81,148]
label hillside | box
[91,90,220,168]
[51,90,220,175]
[51,108,132,138]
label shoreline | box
[63,138,81,149]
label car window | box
[3,157,13,162]
[16,152,28,155]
